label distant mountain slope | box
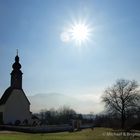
[28,93,103,114]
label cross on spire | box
[16,49,18,56]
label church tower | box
[11,53,22,89]
[0,52,31,125]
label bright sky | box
[0,0,140,113]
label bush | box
[15,120,21,126]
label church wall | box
[0,105,4,123]
[0,105,4,112]
[3,89,31,124]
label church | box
[0,53,31,125]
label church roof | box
[0,87,13,105]
[0,87,30,105]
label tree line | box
[34,106,93,126]
[34,106,77,125]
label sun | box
[60,19,93,46]
[69,22,91,46]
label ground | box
[0,128,140,140]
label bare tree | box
[102,79,140,129]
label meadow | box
[0,128,140,140]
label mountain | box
[28,93,103,114]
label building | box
[0,53,31,125]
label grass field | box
[0,128,140,140]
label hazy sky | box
[0,0,140,113]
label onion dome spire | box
[11,50,23,89]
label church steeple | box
[10,52,23,89]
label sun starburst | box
[60,18,93,47]
[69,21,92,46]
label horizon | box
[0,0,140,114]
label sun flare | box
[60,19,92,46]
[69,22,91,46]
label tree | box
[102,79,140,129]
[58,106,76,123]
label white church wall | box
[3,89,31,124]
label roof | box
[0,87,13,105]
[0,87,30,105]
